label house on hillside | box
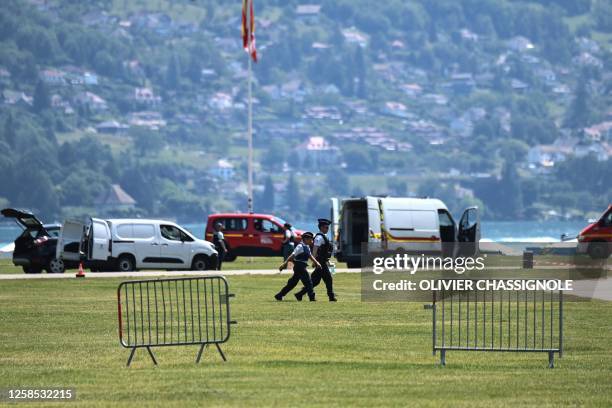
[133,87,162,106]
[95,184,136,212]
[2,90,32,107]
[39,69,66,85]
[296,4,321,21]
[295,136,340,169]
[527,145,572,168]
[208,159,235,181]
[128,111,166,129]
[584,122,612,142]
[74,92,107,111]
[342,27,368,48]
[96,120,129,134]
[506,36,534,52]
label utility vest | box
[294,243,311,265]
[315,232,333,262]
[212,231,224,251]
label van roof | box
[342,196,449,211]
[380,197,448,211]
[106,218,178,225]
[208,213,279,219]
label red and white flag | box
[242,0,257,62]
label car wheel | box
[22,266,42,274]
[46,258,65,274]
[117,255,135,272]
[588,242,610,260]
[191,255,210,271]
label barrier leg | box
[126,348,137,367]
[548,351,554,369]
[196,344,207,363]
[440,349,446,367]
[146,346,158,365]
[215,344,227,362]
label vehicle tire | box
[22,266,42,274]
[224,251,237,262]
[347,260,361,269]
[191,255,210,271]
[588,242,610,260]
[46,258,65,274]
[116,255,136,272]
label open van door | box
[457,207,480,256]
[330,198,339,252]
[367,196,382,244]
[57,220,85,262]
[88,218,111,261]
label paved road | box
[571,278,612,301]
[0,268,356,280]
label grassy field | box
[0,272,611,407]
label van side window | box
[255,219,282,233]
[179,229,194,242]
[116,224,133,239]
[218,218,247,231]
[461,209,477,229]
[132,224,155,239]
[438,210,454,227]
[160,225,182,241]
[603,211,612,226]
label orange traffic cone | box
[76,262,86,278]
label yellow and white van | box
[331,196,480,268]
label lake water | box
[0,220,587,252]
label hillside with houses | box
[0,0,610,222]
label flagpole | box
[247,44,254,214]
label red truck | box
[577,204,612,259]
[205,213,303,261]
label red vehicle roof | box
[208,213,282,219]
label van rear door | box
[89,218,111,261]
[380,200,440,252]
[367,196,382,243]
[57,220,84,261]
[457,207,480,256]
[330,198,339,250]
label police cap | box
[301,231,314,239]
[317,218,332,227]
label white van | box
[331,196,480,268]
[57,218,218,272]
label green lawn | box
[0,273,611,406]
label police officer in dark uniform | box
[212,222,227,271]
[275,231,320,301]
[295,218,337,302]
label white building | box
[295,136,340,169]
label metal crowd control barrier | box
[431,280,563,368]
[117,276,236,367]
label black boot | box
[274,294,283,301]
[308,293,316,302]
[294,292,303,301]
[329,296,337,302]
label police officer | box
[275,231,320,301]
[212,222,227,271]
[281,223,295,260]
[295,218,337,301]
